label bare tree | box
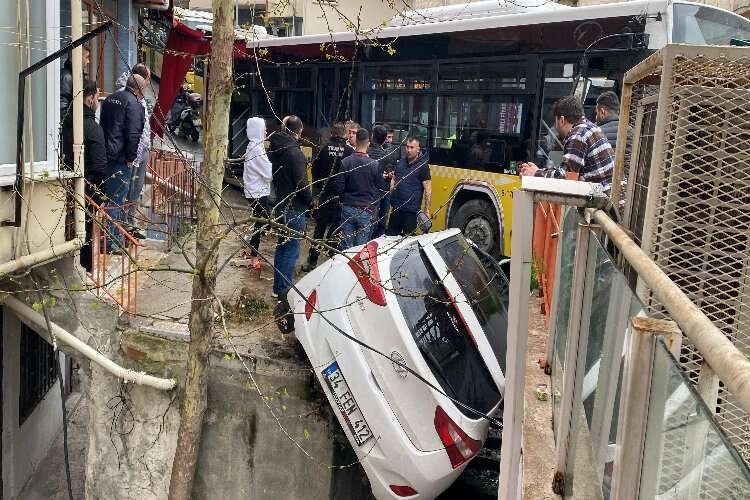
[167,0,234,496]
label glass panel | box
[640,338,750,499]
[551,207,581,435]
[431,94,527,171]
[568,232,646,499]
[360,93,432,148]
[389,243,501,417]
[439,61,526,90]
[364,65,431,91]
[434,235,509,374]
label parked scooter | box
[167,87,190,131]
[173,93,202,142]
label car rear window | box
[390,243,502,418]
[434,235,509,375]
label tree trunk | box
[167,0,234,497]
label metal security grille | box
[19,323,57,425]
[619,45,750,467]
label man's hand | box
[519,162,539,177]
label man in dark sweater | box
[269,115,312,297]
[387,137,431,236]
[367,124,399,238]
[336,128,388,249]
[302,122,352,272]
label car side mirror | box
[416,211,432,234]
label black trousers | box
[307,199,342,265]
[246,196,270,256]
[386,209,418,236]
[80,178,105,272]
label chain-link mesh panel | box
[634,50,750,466]
[619,83,659,223]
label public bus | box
[227,0,750,257]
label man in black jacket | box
[99,74,147,249]
[367,124,399,238]
[336,128,388,249]
[269,115,312,298]
[60,45,90,170]
[79,80,107,271]
[302,122,352,272]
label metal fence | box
[147,149,197,251]
[86,193,140,316]
[615,45,750,464]
[499,177,750,499]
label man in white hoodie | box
[243,117,273,267]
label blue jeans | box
[273,207,306,296]
[127,152,149,227]
[340,205,374,250]
[372,193,391,238]
[104,162,131,249]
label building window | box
[19,324,57,425]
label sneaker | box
[271,292,278,299]
[301,261,317,273]
[128,226,147,240]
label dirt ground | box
[523,295,559,499]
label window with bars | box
[19,324,57,425]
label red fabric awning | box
[150,21,209,136]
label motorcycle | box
[170,92,202,142]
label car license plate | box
[322,362,373,446]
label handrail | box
[4,295,175,390]
[592,209,750,414]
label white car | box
[286,229,508,499]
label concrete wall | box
[1,305,69,499]
[84,330,357,500]
[0,181,68,265]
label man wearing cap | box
[99,73,147,250]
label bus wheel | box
[452,199,501,258]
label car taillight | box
[304,289,317,320]
[347,240,387,306]
[434,406,481,469]
[389,485,418,497]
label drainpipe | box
[4,296,176,390]
[0,239,82,278]
[71,0,85,243]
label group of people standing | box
[241,117,432,299]
[60,49,153,268]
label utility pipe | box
[4,295,176,391]
[0,238,82,278]
[71,0,85,243]
[592,209,750,413]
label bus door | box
[536,58,619,169]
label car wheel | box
[273,296,295,334]
[451,198,502,258]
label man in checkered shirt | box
[519,95,614,191]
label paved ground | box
[19,393,88,500]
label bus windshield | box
[673,3,750,45]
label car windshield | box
[434,235,509,375]
[673,3,750,45]
[390,242,502,418]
